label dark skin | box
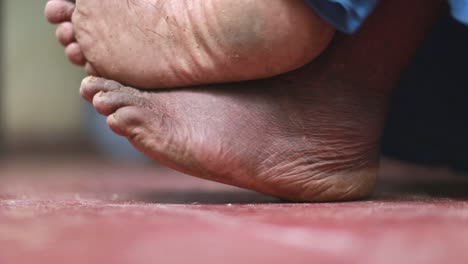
[75,0,444,201]
[52,0,335,89]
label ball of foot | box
[69,0,335,89]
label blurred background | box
[1,0,145,162]
[0,1,467,173]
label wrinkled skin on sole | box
[47,0,335,89]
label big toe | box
[45,0,75,24]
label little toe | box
[65,43,86,66]
[93,90,148,116]
[80,77,125,103]
[45,0,75,24]
[56,22,75,46]
[85,63,100,77]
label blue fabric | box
[450,0,468,24]
[304,0,379,33]
[305,0,468,33]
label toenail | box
[108,114,118,125]
[95,91,105,98]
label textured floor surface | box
[1,159,468,264]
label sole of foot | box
[54,0,335,89]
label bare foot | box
[44,0,98,75]
[45,0,335,89]
[46,0,334,89]
[78,0,442,202]
[80,74,380,202]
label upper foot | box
[48,0,335,89]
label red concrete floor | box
[1,159,468,264]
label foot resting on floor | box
[45,0,335,89]
[79,65,386,201]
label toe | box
[65,43,86,65]
[56,22,75,46]
[93,90,148,116]
[80,77,124,103]
[45,0,75,24]
[85,63,100,77]
[107,106,150,137]
[107,105,184,164]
